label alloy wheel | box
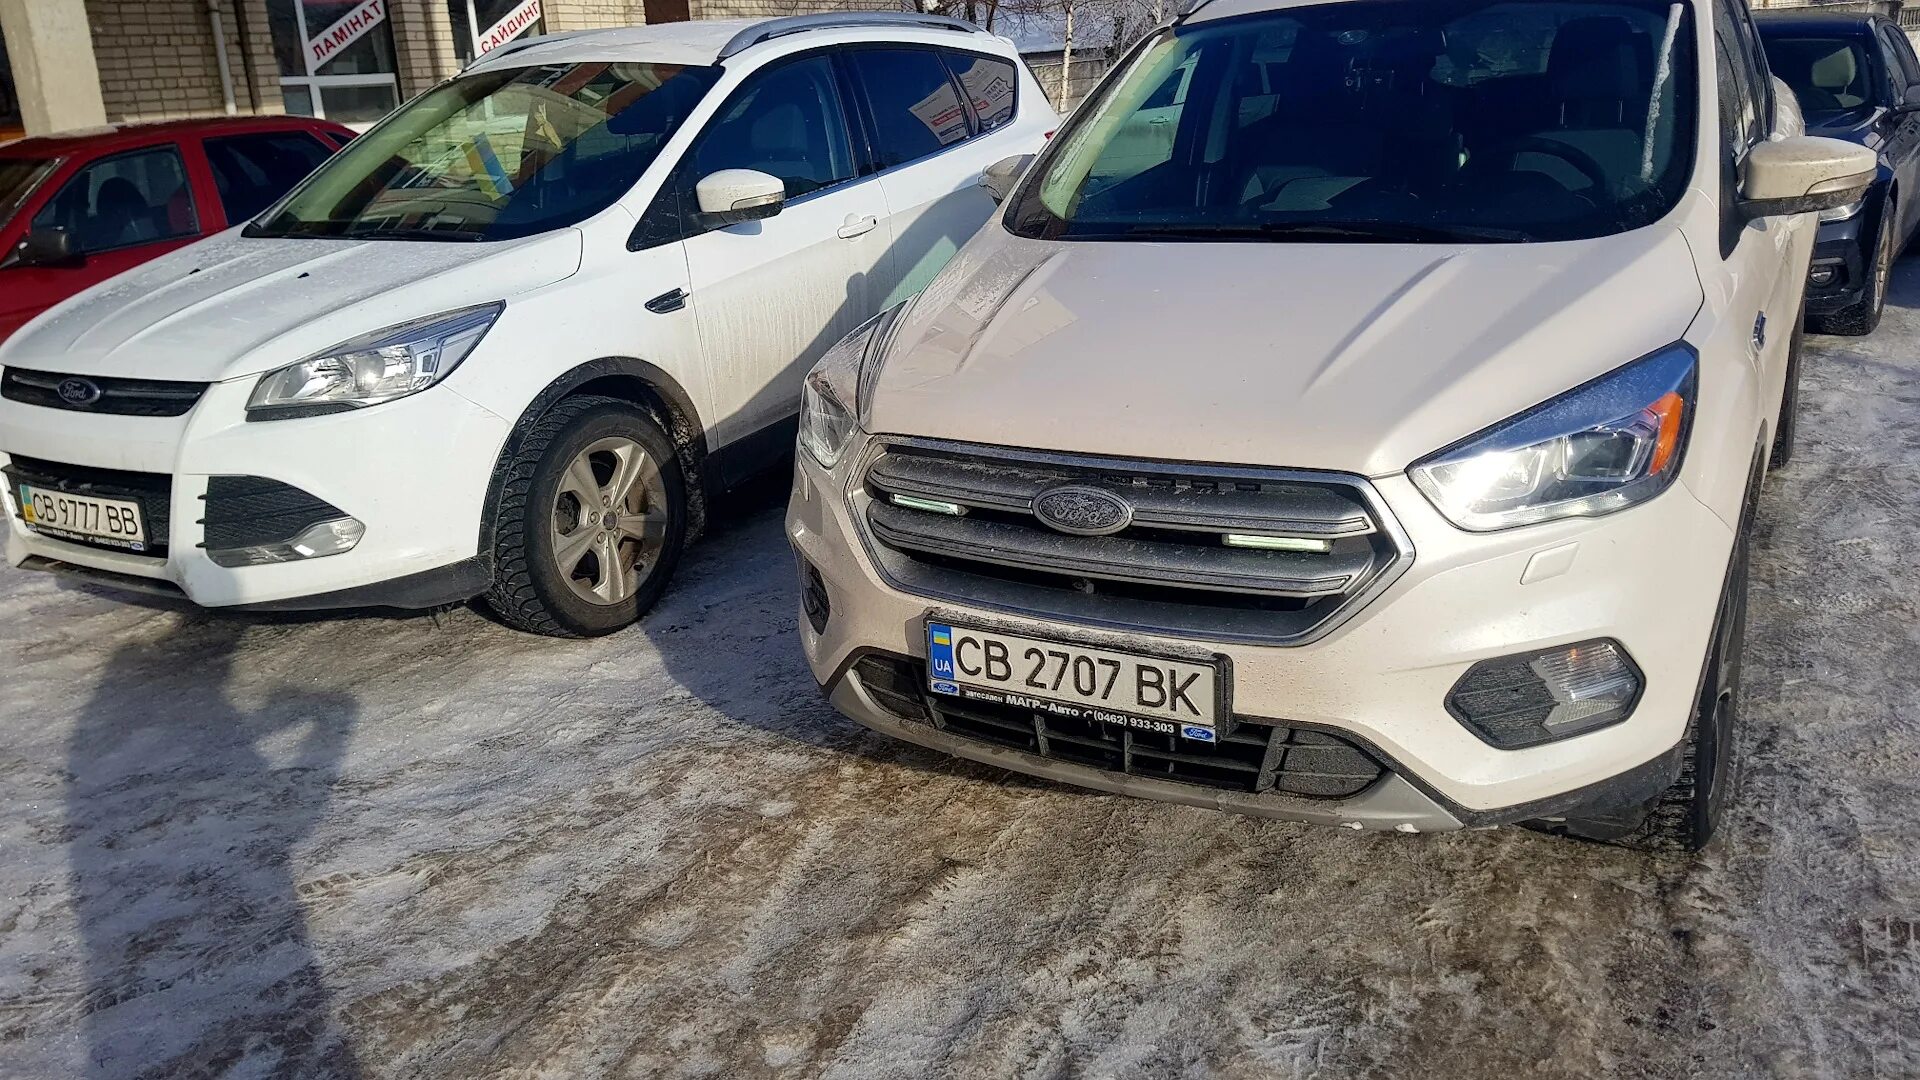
[549,436,670,606]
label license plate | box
[926,621,1226,741]
[16,484,147,551]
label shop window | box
[450,1,549,66]
[266,0,403,126]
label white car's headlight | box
[1409,344,1696,531]
[798,300,909,470]
[247,302,503,420]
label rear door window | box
[30,146,198,255]
[847,49,971,169]
[944,51,1018,133]
[204,131,335,223]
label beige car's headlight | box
[798,300,910,470]
[1410,344,1696,531]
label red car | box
[0,116,355,343]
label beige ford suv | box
[786,0,1874,850]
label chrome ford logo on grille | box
[57,378,103,407]
[1033,485,1133,536]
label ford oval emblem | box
[57,378,103,407]
[1032,485,1134,536]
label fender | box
[480,357,713,553]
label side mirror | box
[1739,136,1877,219]
[693,169,785,226]
[979,154,1034,204]
[14,226,81,268]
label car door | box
[0,142,204,341]
[846,47,1015,308]
[200,128,339,228]
[656,52,891,452]
[1711,0,1799,451]
[1874,22,1920,245]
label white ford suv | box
[0,14,1054,636]
[789,0,1874,850]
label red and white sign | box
[307,0,388,68]
[477,0,543,54]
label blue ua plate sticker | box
[927,623,960,695]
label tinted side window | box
[31,146,198,256]
[204,132,334,222]
[945,51,1017,133]
[684,55,856,198]
[1712,0,1761,151]
[1880,26,1920,88]
[849,49,970,168]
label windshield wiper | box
[1250,221,1530,244]
[1116,220,1528,244]
[343,226,489,242]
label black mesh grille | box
[859,440,1409,645]
[852,654,1384,799]
[2,368,208,417]
[3,455,171,555]
[199,476,347,551]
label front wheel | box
[483,396,689,637]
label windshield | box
[250,61,720,242]
[0,156,58,232]
[1762,37,1876,120]
[1008,0,1698,244]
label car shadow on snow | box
[64,618,362,1077]
[636,458,1092,797]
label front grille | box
[199,476,346,551]
[852,654,1383,798]
[858,440,1410,644]
[3,455,171,555]
[2,367,209,417]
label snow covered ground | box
[3,276,1920,1080]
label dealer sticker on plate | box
[927,621,1224,740]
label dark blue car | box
[1758,9,1920,335]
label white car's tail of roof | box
[466,13,992,71]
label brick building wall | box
[388,0,461,97]
[86,0,282,124]
[546,1,650,32]
[688,0,899,21]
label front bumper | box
[1,376,512,609]
[789,443,1734,827]
[1807,207,1873,314]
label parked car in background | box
[0,117,354,343]
[0,14,1056,637]
[791,0,1874,852]
[1758,9,1920,335]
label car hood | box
[0,229,585,382]
[865,225,1705,476]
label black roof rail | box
[717,12,985,59]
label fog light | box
[1445,639,1642,749]
[206,517,364,568]
[1809,263,1840,288]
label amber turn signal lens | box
[1648,391,1685,476]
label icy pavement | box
[4,284,1920,1080]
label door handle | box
[645,288,687,314]
[837,214,879,239]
